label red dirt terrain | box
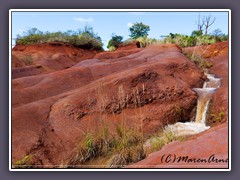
[12,42,97,79]
[184,42,229,124]
[128,42,229,168]
[128,123,228,168]
[11,42,228,168]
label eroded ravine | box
[167,70,222,137]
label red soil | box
[184,41,229,124]
[128,42,229,168]
[12,42,98,78]
[94,49,142,59]
[11,42,228,168]
[117,40,140,50]
[128,122,228,168]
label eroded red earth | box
[129,42,229,168]
[11,41,229,168]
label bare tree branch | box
[195,14,205,33]
[203,15,216,35]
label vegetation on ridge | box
[107,34,123,51]
[15,25,104,51]
[107,19,227,50]
[15,16,227,51]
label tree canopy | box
[129,22,150,39]
[107,34,123,49]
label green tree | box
[191,30,203,37]
[107,34,123,49]
[24,28,43,36]
[211,28,223,37]
[129,22,150,39]
[80,25,102,43]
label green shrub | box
[185,53,213,69]
[210,29,228,42]
[161,33,197,47]
[75,34,103,50]
[16,27,103,51]
[161,32,226,48]
[107,34,123,49]
[107,125,145,168]
[196,35,216,46]
[136,35,154,48]
[68,124,145,168]
[108,46,116,51]
[14,155,34,168]
[191,30,203,37]
[211,111,225,123]
[145,128,185,155]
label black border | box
[10,9,230,171]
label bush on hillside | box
[15,26,103,51]
[108,46,117,51]
[136,35,156,48]
[161,30,228,48]
[191,30,203,37]
[107,34,123,50]
[121,38,136,46]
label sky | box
[11,11,229,49]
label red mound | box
[184,41,229,124]
[183,41,228,59]
[207,42,229,124]
[94,41,142,59]
[12,65,46,79]
[12,54,26,67]
[128,42,229,169]
[94,49,142,59]
[12,42,97,78]
[117,40,140,50]
[12,44,206,167]
[128,123,228,168]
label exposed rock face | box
[128,42,229,168]
[12,44,206,167]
